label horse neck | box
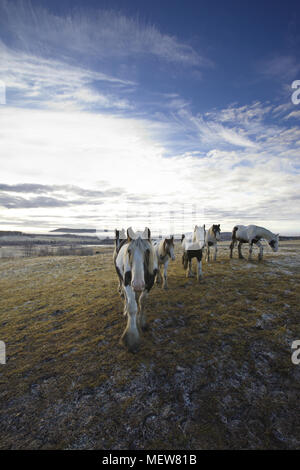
[208,227,214,239]
[158,240,166,257]
[194,229,203,243]
[258,226,274,241]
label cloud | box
[0,194,87,209]
[176,109,257,149]
[0,40,135,111]
[0,81,299,233]
[0,1,214,114]
[0,1,211,68]
[0,183,125,209]
[284,110,300,120]
[259,55,300,81]
[0,183,124,198]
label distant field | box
[0,241,300,449]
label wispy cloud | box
[0,40,135,111]
[0,1,212,68]
[259,55,300,82]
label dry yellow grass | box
[0,241,300,449]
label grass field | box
[0,241,300,449]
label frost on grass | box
[0,241,300,449]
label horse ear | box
[181,234,185,242]
[142,227,151,240]
[127,226,134,241]
[218,224,220,228]
[171,235,174,241]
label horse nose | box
[132,280,145,292]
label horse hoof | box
[121,334,140,353]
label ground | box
[0,241,300,449]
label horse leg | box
[256,241,263,260]
[123,288,128,316]
[214,244,218,261]
[230,240,235,258]
[138,290,148,331]
[187,258,194,277]
[118,279,124,297]
[163,260,169,289]
[238,242,244,259]
[248,242,253,261]
[121,286,140,352]
[156,265,162,284]
[196,258,203,282]
[206,244,210,262]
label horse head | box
[269,233,279,252]
[164,235,175,261]
[126,227,154,292]
[212,224,221,241]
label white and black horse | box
[114,227,157,352]
[205,224,221,262]
[230,224,279,261]
[152,236,175,289]
[181,225,205,282]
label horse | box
[114,227,157,352]
[152,236,175,289]
[229,224,279,261]
[181,225,205,282]
[205,224,221,262]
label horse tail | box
[115,229,120,250]
[232,226,238,244]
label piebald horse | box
[205,224,221,262]
[152,236,175,289]
[114,227,157,352]
[230,224,279,261]
[181,225,205,282]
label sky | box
[0,0,300,235]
